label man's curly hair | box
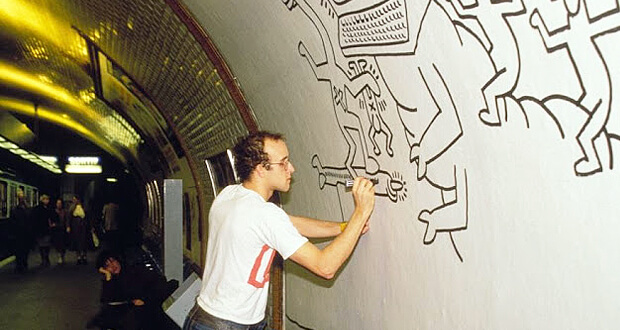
[233,131,284,182]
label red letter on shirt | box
[248,244,276,288]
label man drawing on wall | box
[183,131,376,330]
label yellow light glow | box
[65,164,102,174]
[0,63,141,153]
[78,89,96,104]
[0,96,128,163]
[0,1,88,63]
[37,75,53,84]
[0,63,81,107]
[106,178,118,182]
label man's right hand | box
[352,177,375,220]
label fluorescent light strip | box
[65,164,102,174]
[0,135,61,174]
[0,141,18,149]
[68,156,99,165]
[39,155,58,164]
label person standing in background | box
[101,200,120,249]
[33,194,53,267]
[67,195,89,265]
[8,190,33,273]
[50,198,67,265]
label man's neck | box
[242,180,273,201]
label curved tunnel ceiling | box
[0,0,255,181]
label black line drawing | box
[297,0,381,176]
[296,0,407,205]
[281,0,620,265]
[447,0,525,126]
[393,60,469,262]
[530,0,620,176]
[348,59,394,157]
[333,0,472,260]
[335,0,430,56]
[280,0,298,11]
[311,154,407,203]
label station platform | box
[0,251,101,329]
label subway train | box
[0,176,39,220]
[0,176,39,260]
[2,0,620,329]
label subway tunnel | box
[2,0,620,329]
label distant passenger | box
[183,131,376,330]
[33,194,53,267]
[50,198,68,265]
[67,195,89,265]
[8,189,33,274]
[102,201,120,248]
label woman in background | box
[50,198,67,265]
[67,195,89,265]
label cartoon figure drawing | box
[447,0,525,126]
[367,1,479,261]
[394,60,470,262]
[530,0,620,176]
[297,0,381,176]
[348,59,394,157]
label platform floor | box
[0,251,101,330]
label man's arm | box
[289,215,369,238]
[289,215,342,238]
[288,177,375,279]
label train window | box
[17,186,24,207]
[25,187,35,207]
[205,149,236,196]
[8,184,16,208]
[0,181,7,218]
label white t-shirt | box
[197,184,308,325]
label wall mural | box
[279,0,620,266]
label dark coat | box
[8,202,33,252]
[32,203,53,238]
[94,265,179,329]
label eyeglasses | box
[267,159,291,169]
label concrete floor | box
[0,251,101,330]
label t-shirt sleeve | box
[259,205,308,260]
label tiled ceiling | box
[0,0,251,184]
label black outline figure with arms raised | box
[448,0,525,126]
[530,0,620,176]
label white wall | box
[184,0,620,328]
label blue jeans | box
[183,304,268,330]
